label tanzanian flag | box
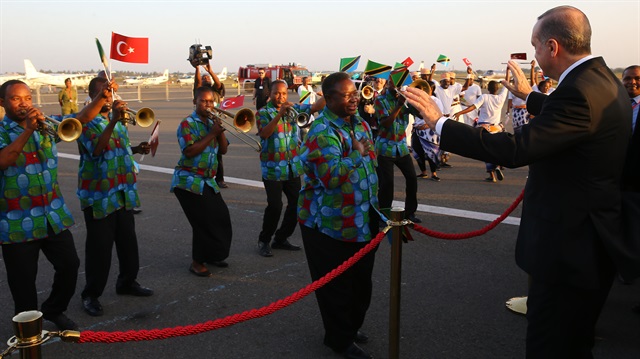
[299,90,311,104]
[436,54,450,67]
[95,38,111,79]
[340,56,361,73]
[364,60,392,80]
[390,68,412,88]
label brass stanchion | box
[0,311,80,359]
[388,207,405,359]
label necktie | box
[632,99,638,132]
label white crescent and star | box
[116,41,135,57]
[222,100,234,108]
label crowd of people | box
[0,5,639,359]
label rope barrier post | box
[389,207,405,359]
[0,311,80,358]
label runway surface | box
[0,85,638,358]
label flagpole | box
[140,119,161,162]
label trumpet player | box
[0,79,115,331]
[77,77,154,317]
[171,86,232,277]
[256,80,325,257]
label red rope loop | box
[411,189,524,240]
[78,230,387,343]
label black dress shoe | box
[341,343,373,359]
[82,297,104,317]
[355,331,369,344]
[44,313,79,330]
[258,241,273,257]
[116,281,154,296]
[271,239,301,251]
[406,214,422,223]
[131,207,142,214]
[189,264,212,277]
[212,261,229,268]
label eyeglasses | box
[259,72,265,75]
[333,91,360,101]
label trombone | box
[285,108,313,128]
[122,107,155,127]
[206,107,262,152]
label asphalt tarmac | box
[0,85,638,358]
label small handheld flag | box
[510,53,527,60]
[436,54,450,67]
[364,60,392,80]
[390,68,412,88]
[221,95,245,110]
[340,56,361,73]
[462,58,473,67]
[299,90,311,104]
[401,57,414,68]
[95,38,111,79]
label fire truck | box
[238,63,312,92]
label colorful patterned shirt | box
[171,111,221,194]
[77,115,140,219]
[257,102,311,181]
[297,108,379,242]
[374,91,410,158]
[0,115,75,243]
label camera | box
[188,44,213,66]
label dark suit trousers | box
[259,177,301,244]
[300,210,379,352]
[377,154,418,216]
[526,275,614,359]
[174,186,232,264]
[82,207,140,299]
[2,225,79,316]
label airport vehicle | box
[238,63,311,91]
[24,59,93,89]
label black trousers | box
[526,275,614,359]
[82,207,140,299]
[300,209,379,352]
[376,154,418,216]
[174,186,232,264]
[259,177,301,244]
[411,134,437,173]
[215,153,224,182]
[2,225,79,316]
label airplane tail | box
[24,59,42,79]
[162,69,169,80]
[220,67,227,77]
[418,61,424,71]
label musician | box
[256,80,325,257]
[77,77,154,317]
[413,82,445,181]
[192,61,228,188]
[460,67,483,126]
[298,72,379,359]
[0,79,114,330]
[374,79,421,223]
[171,86,232,277]
[253,68,271,110]
[453,80,509,182]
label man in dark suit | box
[402,5,636,358]
[621,65,640,312]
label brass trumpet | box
[361,85,375,100]
[285,108,313,128]
[206,107,262,152]
[19,110,82,142]
[122,107,155,127]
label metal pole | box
[165,82,170,102]
[12,311,44,359]
[137,85,142,103]
[389,207,405,359]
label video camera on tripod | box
[188,44,213,66]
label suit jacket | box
[440,57,637,288]
[620,101,640,280]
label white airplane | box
[217,67,227,81]
[122,76,145,86]
[0,73,26,86]
[141,69,169,86]
[23,59,93,89]
[177,75,194,86]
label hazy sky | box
[1,0,638,75]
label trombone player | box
[77,77,154,317]
[0,79,115,331]
[171,86,232,277]
[256,80,325,257]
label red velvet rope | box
[78,190,523,343]
[411,189,524,240]
[78,230,387,343]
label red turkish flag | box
[401,57,414,68]
[510,53,527,60]
[110,32,149,63]
[462,58,473,67]
[221,95,245,110]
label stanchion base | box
[505,296,527,315]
